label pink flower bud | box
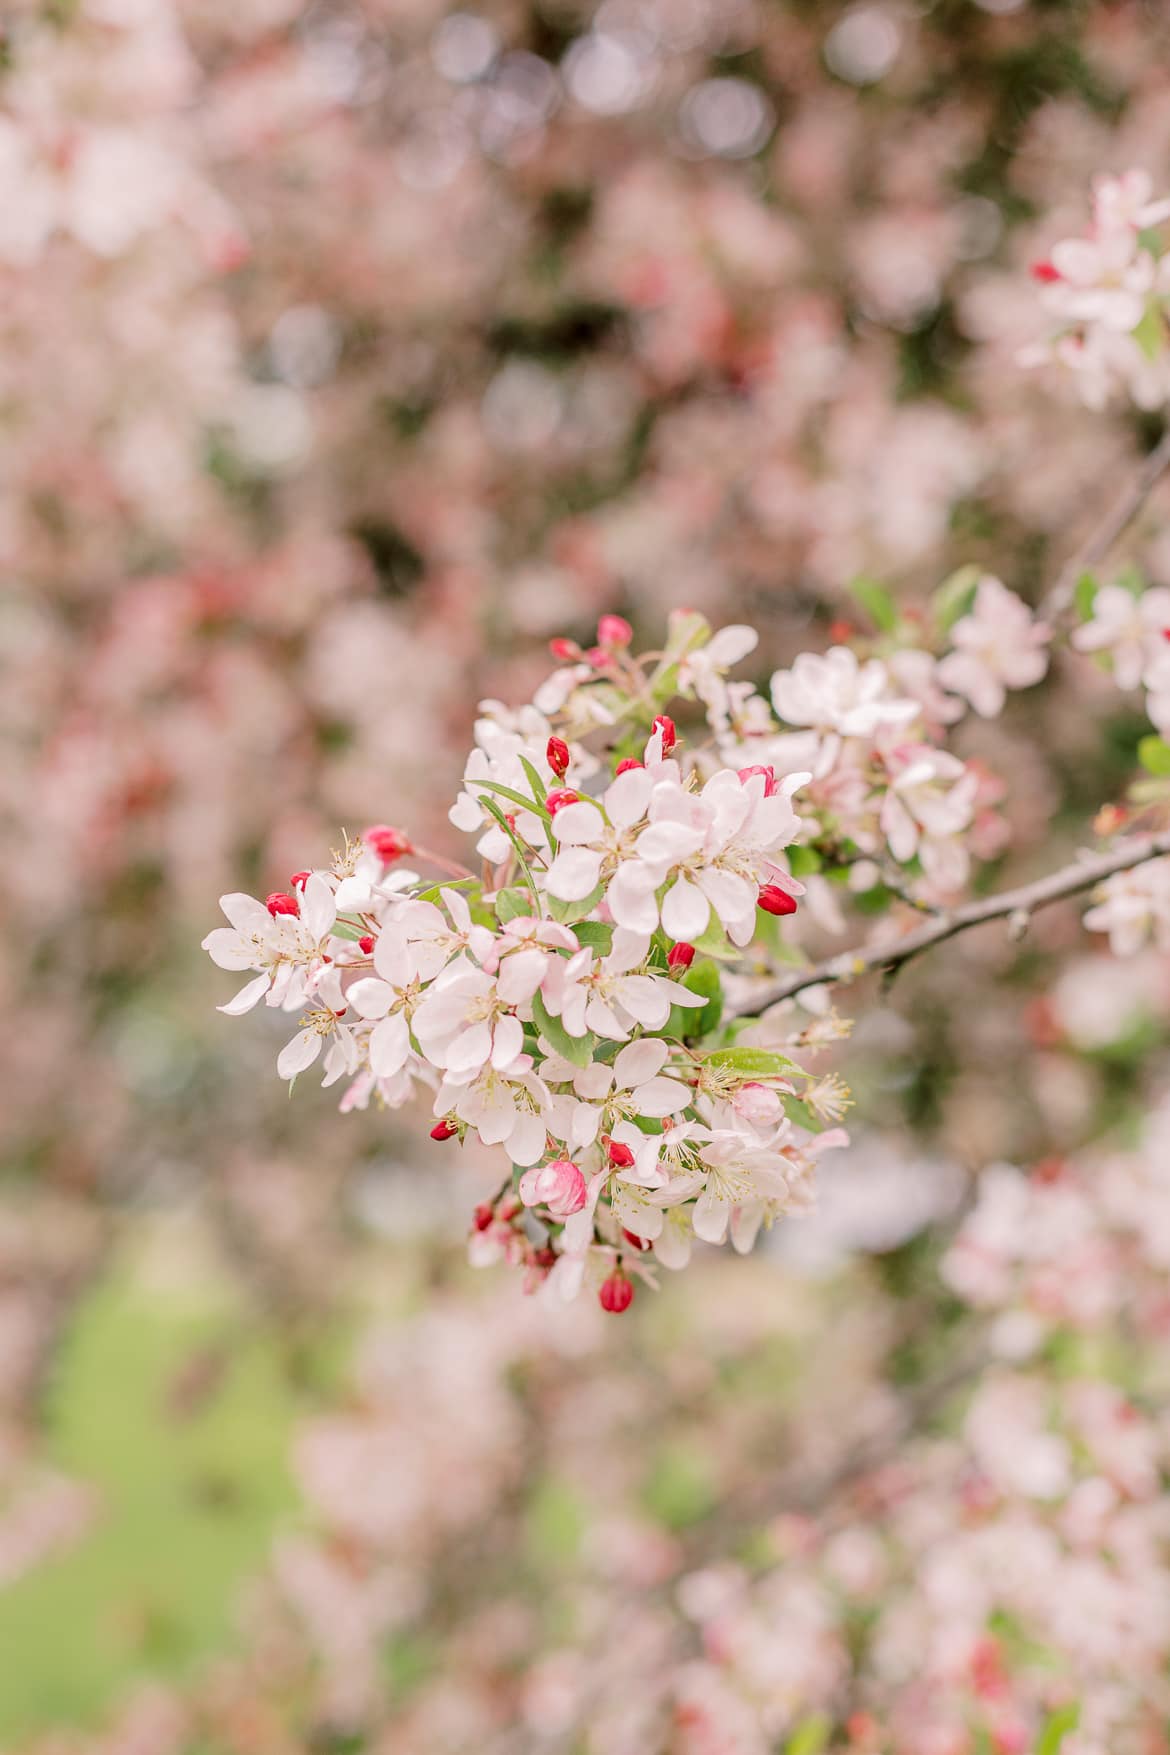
[736,764,778,795]
[266,891,300,917]
[549,636,578,661]
[733,1082,783,1127]
[667,941,696,969]
[473,1202,494,1231]
[599,1270,634,1313]
[598,613,633,649]
[615,757,644,775]
[545,788,579,815]
[430,1119,458,1141]
[289,870,311,890]
[758,884,798,917]
[547,735,570,778]
[652,714,677,754]
[364,824,413,863]
[518,1158,588,1218]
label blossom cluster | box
[206,592,1056,1307]
[1025,170,1170,409]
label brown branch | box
[1041,426,1170,622]
[732,828,1170,1017]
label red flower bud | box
[549,636,578,661]
[667,942,696,969]
[615,757,644,775]
[364,824,413,863]
[289,870,311,890]
[358,935,375,955]
[473,1202,494,1231]
[266,891,300,917]
[430,1119,459,1141]
[598,613,633,649]
[599,1271,634,1314]
[828,619,855,645]
[547,735,570,778]
[652,714,677,754]
[545,788,579,816]
[604,1137,636,1168]
[1030,259,1062,283]
[758,884,798,917]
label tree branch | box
[1041,426,1170,621]
[732,828,1170,1016]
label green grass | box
[0,1235,300,1740]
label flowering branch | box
[730,827,1170,1016]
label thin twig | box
[1041,426,1170,622]
[731,827,1170,1017]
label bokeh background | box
[5,1,1170,1750]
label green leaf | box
[1133,301,1164,362]
[1074,571,1098,621]
[475,780,552,821]
[783,1096,819,1129]
[494,886,535,923]
[1138,734,1170,776]
[518,755,552,808]
[572,921,614,953]
[933,563,981,633]
[532,990,595,1067]
[691,918,740,961]
[1035,1704,1080,1755]
[479,797,542,907]
[703,1047,794,1077]
[785,1715,831,1755]
[847,573,898,633]
[547,884,606,925]
[668,960,722,1041]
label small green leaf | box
[691,918,740,961]
[848,573,898,633]
[704,1047,794,1077]
[532,990,595,1067]
[547,884,607,925]
[518,755,552,808]
[479,797,542,906]
[1133,301,1164,362]
[572,921,614,953]
[1138,734,1170,776]
[494,887,535,923]
[1035,1704,1080,1755]
[668,960,722,1041]
[1074,571,1098,621]
[933,563,982,633]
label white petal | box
[509,1110,548,1166]
[550,800,606,846]
[277,1028,322,1080]
[691,1189,729,1244]
[496,949,548,1006]
[491,1013,525,1070]
[444,1019,493,1074]
[634,1076,691,1117]
[606,862,661,934]
[203,928,256,972]
[219,892,270,933]
[636,821,705,867]
[369,1011,410,1077]
[545,847,603,903]
[604,766,654,828]
[217,973,271,1015]
[614,1036,668,1088]
[301,873,336,941]
[661,874,710,942]
[346,977,395,1020]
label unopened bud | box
[758,884,798,917]
[549,636,578,661]
[652,714,677,754]
[1030,259,1062,283]
[615,757,644,775]
[622,1228,652,1252]
[518,1158,588,1218]
[430,1119,459,1141]
[545,788,579,816]
[364,823,413,863]
[289,870,311,890]
[667,942,696,970]
[828,619,854,644]
[266,891,300,917]
[473,1202,494,1231]
[598,613,633,649]
[604,1137,636,1168]
[599,1270,634,1314]
[358,935,375,955]
[733,1082,783,1127]
[547,735,570,778]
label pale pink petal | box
[614,1037,669,1088]
[550,800,606,846]
[346,977,395,1020]
[217,972,271,1015]
[661,874,710,941]
[277,1028,322,1080]
[369,1011,411,1077]
[545,846,604,902]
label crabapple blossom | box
[1071,582,1170,690]
[936,577,1049,717]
